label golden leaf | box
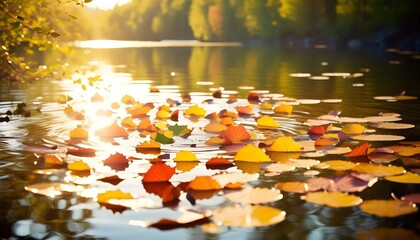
[360,200,418,217]
[385,172,420,184]
[97,190,133,204]
[234,144,271,162]
[352,163,405,177]
[342,123,365,135]
[213,205,286,227]
[173,150,199,161]
[188,176,222,190]
[69,126,88,139]
[304,191,362,207]
[224,187,282,204]
[256,115,280,128]
[68,160,90,171]
[323,160,357,171]
[266,136,301,152]
[185,104,206,116]
[204,122,227,133]
[273,104,293,114]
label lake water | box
[0,41,419,239]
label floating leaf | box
[213,205,286,227]
[168,124,192,137]
[128,104,153,118]
[304,191,362,207]
[352,134,405,141]
[97,190,133,204]
[204,122,227,133]
[136,139,161,151]
[352,163,405,177]
[173,151,199,161]
[344,142,370,157]
[265,163,296,173]
[274,104,293,114]
[220,124,250,144]
[121,94,136,104]
[188,176,222,190]
[384,172,420,184]
[68,160,90,171]
[69,126,88,139]
[104,153,129,171]
[224,187,282,204]
[266,136,301,152]
[368,148,398,163]
[137,118,157,132]
[146,210,210,230]
[205,157,234,170]
[371,122,415,129]
[185,104,206,116]
[330,174,377,192]
[256,115,280,128]
[67,147,96,157]
[323,160,356,171]
[236,106,254,116]
[176,162,199,172]
[234,144,271,162]
[95,122,128,138]
[342,123,365,135]
[360,200,418,217]
[213,172,259,187]
[143,182,180,204]
[121,117,136,128]
[205,137,225,146]
[142,163,175,183]
[156,109,172,119]
[152,130,174,144]
[276,181,308,193]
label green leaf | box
[68,15,78,20]
[17,16,24,21]
[50,32,60,38]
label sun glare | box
[87,0,132,10]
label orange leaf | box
[204,122,227,133]
[206,157,234,170]
[273,104,293,114]
[95,122,128,138]
[137,118,157,132]
[143,182,180,204]
[104,152,129,171]
[173,151,199,161]
[67,147,96,157]
[69,126,88,139]
[188,176,222,190]
[205,137,225,146]
[136,139,161,150]
[97,190,133,204]
[219,124,250,144]
[68,160,90,171]
[142,163,175,182]
[121,117,136,128]
[235,106,253,116]
[345,142,371,157]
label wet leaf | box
[224,187,282,204]
[136,139,161,151]
[266,136,302,152]
[145,210,211,230]
[256,115,280,128]
[360,200,418,217]
[185,104,206,116]
[344,142,370,157]
[176,162,199,172]
[188,176,222,190]
[143,182,180,204]
[137,118,157,132]
[168,124,193,137]
[384,172,420,184]
[213,205,286,227]
[304,191,363,207]
[96,122,129,138]
[322,160,356,171]
[352,163,405,177]
[274,104,293,114]
[236,105,254,116]
[128,104,153,117]
[152,130,174,144]
[173,151,199,161]
[234,144,271,162]
[352,134,405,141]
[121,94,136,104]
[204,122,227,133]
[104,152,129,171]
[219,124,250,144]
[97,190,133,204]
[67,160,90,171]
[342,123,365,135]
[276,181,309,193]
[205,157,234,170]
[121,117,136,128]
[142,163,175,182]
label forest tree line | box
[86,0,420,42]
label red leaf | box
[142,163,176,182]
[67,147,96,157]
[206,157,234,170]
[143,182,180,204]
[345,142,371,157]
[104,152,129,171]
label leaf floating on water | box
[173,151,199,161]
[95,122,129,138]
[67,147,96,157]
[188,176,222,190]
[104,152,129,171]
[256,115,280,128]
[323,160,357,171]
[136,140,161,151]
[273,104,293,115]
[276,181,309,193]
[341,123,365,135]
[185,104,206,116]
[371,122,415,130]
[121,94,136,104]
[142,163,175,183]
[213,205,286,227]
[367,148,398,163]
[266,136,301,152]
[219,124,250,144]
[205,157,233,170]
[152,130,174,144]
[384,172,420,184]
[97,190,134,204]
[69,126,88,139]
[168,124,193,137]
[234,144,271,162]
[360,200,418,217]
[224,187,282,204]
[303,191,363,208]
[142,210,211,230]
[352,163,405,177]
[204,122,227,133]
[344,142,370,157]
[121,117,136,128]
[137,118,157,132]
[352,134,405,141]
[67,160,90,172]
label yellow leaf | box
[266,136,301,152]
[185,104,206,116]
[69,126,88,139]
[342,123,365,135]
[121,94,136,104]
[156,109,171,119]
[97,190,133,204]
[323,160,357,171]
[213,205,286,227]
[256,115,280,128]
[274,104,293,114]
[121,117,136,128]
[385,172,420,184]
[260,102,273,110]
[220,117,235,126]
[234,144,271,162]
[304,191,362,208]
[135,139,161,150]
[173,150,199,161]
[352,163,405,177]
[360,200,418,217]
[68,160,90,171]
[276,181,309,193]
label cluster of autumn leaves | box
[25,85,420,230]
